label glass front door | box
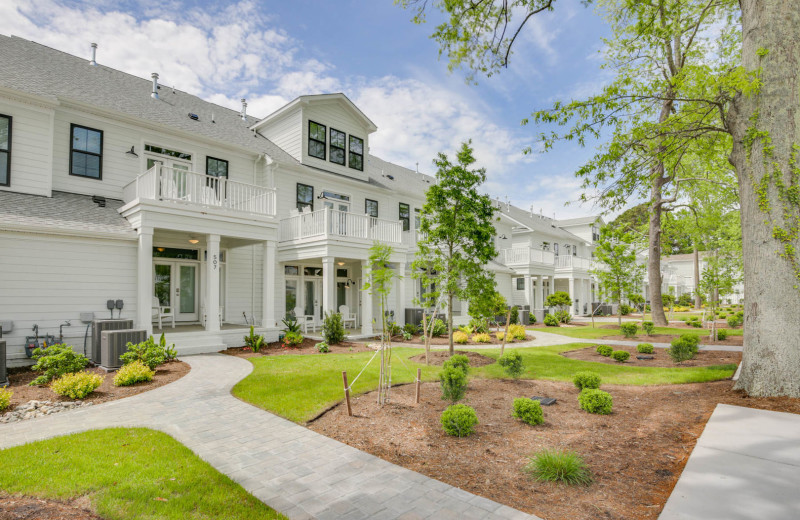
[304,279,322,322]
[177,264,197,320]
[153,261,199,322]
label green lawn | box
[538,324,743,339]
[233,344,737,423]
[0,428,284,520]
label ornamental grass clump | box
[578,388,613,415]
[524,449,593,485]
[512,398,544,426]
[611,350,630,363]
[51,371,103,399]
[29,344,88,386]
[637,343,654,354]
[440,404,478,437]
[0,387,12,411]
[620,322,638,338]
[572,371,601,391]
[498,351,524,379]
[595,345,613,357]
[113,361,154,387]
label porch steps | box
[162,326,280,356]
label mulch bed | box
[309,378,800,520]
[600,334,744,347]
[560,345,742,367]
[221,339,373,358]
[408,350,496,367]
[0,494,103,520]
[527,322,587,329]
[394,333,529,346]
[1,361,189,414]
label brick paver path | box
[0,354,536,520]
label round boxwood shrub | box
[50,371,103,399]
[453,331,469,344]
[636,343,654,354]
[512,397,544,425]
[572,371,601,391]
[668,334,700,363]
[620,322,638,338]
[611,350,630,363]
[113,360,154,387]
[716,329,729,341]
[578,388,613,415]
[440,404,478,437]
[543,314,559,327]
[641,321,655,336]
[595,345,613,357]
[498,351,524,379]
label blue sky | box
[0,0,611,218]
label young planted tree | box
[591,227,646,327]
[363,243,397,406]
[411,254,444,365]
[416,141,498,355]
[699,249,740,341]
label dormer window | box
[330,128,346,165]
[308,121,326,160]
[349,135,364,171]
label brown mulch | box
[1,361,189,414]
[601,334,744,347]
[561,345,742,367]
[309,378,800,520]
[221,339,372,358]
[528,322,587,329]
[395,333,528,346]
[0,495,103,520]
[408,350,496,367]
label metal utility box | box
[0,340,7,387]
[405,308,424,328]
[519,309,531,326]
[91,319,133,364]
[100,329,146,370]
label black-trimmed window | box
[0,114,10,186]
[330,128,346,165]
[516,278,525,290]
[206,156,229,178]
[349,135,364,171]
[297,183,314,212]
[365,199,378,218]
[70,123,103,179]
[399,202,410,231]
[308,121,326,160]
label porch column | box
[322,256,336,317]
[527,275,535,309]
[361,259,373,334]
[262,240,276,328]
[397,262,406,326]
[536,275,544,309]
[136,226,154,335]
[568,277,576,314]
[205,234,221,332]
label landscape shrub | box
[727,315,743,328]
[619,304,633,316]
[554,310,572,324]
[611,350,630,362]
[524,449,593,485]
[428,318,448,337]
[636,343,654,354]
[440,404,478,437]
[620,322,638,338]
[316,342,330,353]
[495,331,506,341]
[472,333,491,343]
[498,351,524,379]
[685,316,702,328]
[572,371,601,390]
[458,325,474,335]
[642,321,655,336]
[529,314,537,324]
[510,306,520,325]
[596,345,613,357]
[282,331,304,348]
[453,331,469,344]
[322,312,346,344]
[444,354,470,375]
[578,388,613,415]
[716,329,729,341]
[468,318,489,334]
[668,334,700,364]
[281,316,301,334]
[719,313,727,319]
[0,388,12,411]
[402,330,413,341]
[512,398,544,425]
[51,371,103,399]
[120,336,172,371]
[403,323,419,337]
[386,321,403,338]
[243,326,264,353]
[113,361,154,387]
[543,314,559,327]
[440,365,468,403]
[508,324,527,340]
[30,344,89,386]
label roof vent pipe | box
[151,73,159,100]
[241,98,247,121]
[89,43,98,66]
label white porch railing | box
[499,247,556,266]
[123,165,277,217]
[279,208,403,244]
[556,255,593,269]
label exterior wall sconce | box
[125,146,139,157]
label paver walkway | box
[659,403,800,519]
[0,354,536,520]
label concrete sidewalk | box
[659,404,800,519]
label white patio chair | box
[339,305,357,329]
[152,297,175,329]
[200,185,222,206]
[293,306,315,333]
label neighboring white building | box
[0,36,601,363]
[661,253,744,304]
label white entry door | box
[154,261,199,322]
[303,278,322,324]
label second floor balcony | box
[279,208,404,245]
[123,165,277,217]
[500,247,556,267]
[556,254,593,270]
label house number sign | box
[212,254,218,270]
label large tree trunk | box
[731,1,800,397]
[648,172,669,326]
[693,246,702,309]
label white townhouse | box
[661,253,744,305]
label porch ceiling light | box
[188,238,200,244]
[337,261,345,266]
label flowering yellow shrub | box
[453,331,469,344]
[509,324,527,340]
[0,387,12,411]
[472,333,491,343]
[51,371,103,399]
[114,360,155,386]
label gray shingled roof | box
[367,155,435,196]
[555,215,603,227]
[0,190,135,236]
[501,204,586,242]
[0,35,297,165]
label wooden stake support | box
[342,370,352,416]
[415,368,421,404]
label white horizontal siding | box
[224,245,262,326]
[0,98,53,196]
[259,108,302,161]
[300,103,370,182]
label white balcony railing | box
[279,208,403,244]
[556,255,593,269]
[499,247,556,266]
[123,165,277,217]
